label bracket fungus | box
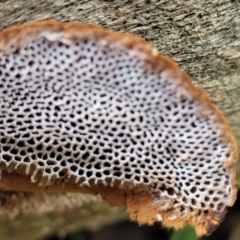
[0,21,238,236]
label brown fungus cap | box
[0,20,238,236]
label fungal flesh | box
[0,21,238,236]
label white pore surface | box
[0,32,234,215]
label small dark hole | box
[167,188,175,196]
[36,144,43,151]
[17,141,25,147]
[103,170,110,175]
[82,152,90,160]
[2,154,12,162]
[70,165,78,172]
[190,187,197,193]
[10,148,19,154]
[86,171,92,177]
[113,172,121,177]
[96,172,102,177]
[59,171,65,177]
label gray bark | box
[0,0,239,239]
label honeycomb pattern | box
[0,22,237,235]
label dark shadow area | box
[46,191,240,240]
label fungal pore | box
[0,21,238,236]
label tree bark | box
[0,0,239,239]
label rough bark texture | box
[0,0,239,240]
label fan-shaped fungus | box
[0,21,238,236]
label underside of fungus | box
[0,21,238,236]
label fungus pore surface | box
[0,21,238,236]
